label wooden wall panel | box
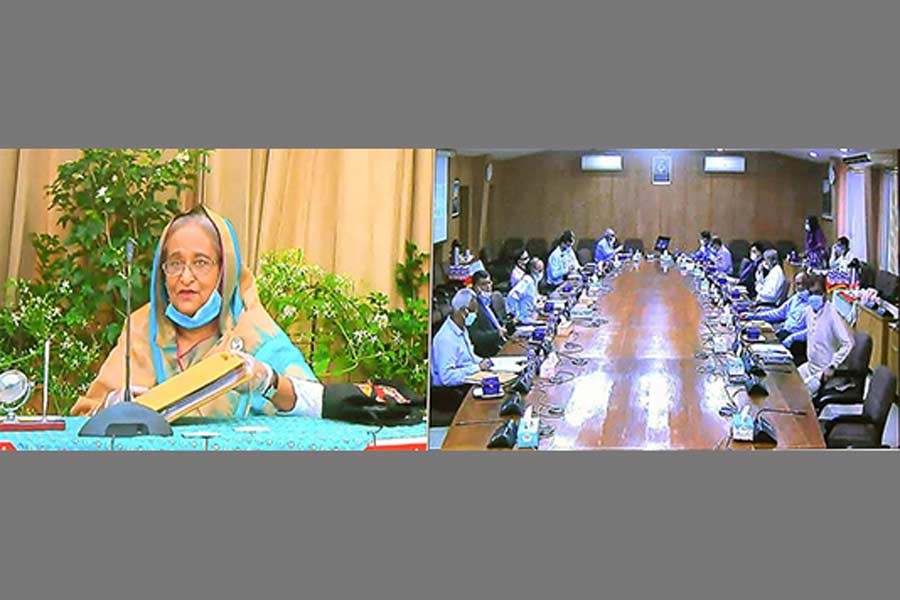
[477,150,827,257]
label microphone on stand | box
[79,238,172,438]
[123,238,134,404]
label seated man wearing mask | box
[468,270,506,357]
[692,230,713,262]
[728,241,764,297]
[547,229,581,287]
[710,237,733,275]
[829,236,856,271]
[755,249,786,306]
[743,271,810,364]
[593,228,620,263]
[506,257,544,322]
[798,275,854,396]
[431,288,493,387]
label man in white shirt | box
[506,258,544,321]
[431,288,493,387]
[829,236,856,271]
[797,275,855,396]
[755,249,786,305]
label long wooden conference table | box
[442,262,826,450]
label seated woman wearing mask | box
[510,249,529,289]
[71,207,419,423]
[506,258,544,322]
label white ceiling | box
[453,148,897,166]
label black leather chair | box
[813,331,873,414]
[490,291,508,322]
[479,246,497,268]
[775,240,797,261]
[623,238,644,254]
[856,261,876,290]
[526,238,549,261]
[577,248,592,265]
[730,239,750,274]
[875,269,899,304]
[576,238,594,255]
[429,383,471,427]
[820,366,898,448]
[730,238,750,256]
[500,238,525,263]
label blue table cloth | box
[0,416,426,451]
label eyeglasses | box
[162,257,219,278]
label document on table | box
[488,356,529,373]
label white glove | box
[233,351,274,395]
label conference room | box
[0,148,432,451]
[429,148,899,450]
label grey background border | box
[3,1,900,599]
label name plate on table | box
[481,376,501,396]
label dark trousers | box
[776,329,807,366]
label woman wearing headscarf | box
[71,206,422,424]
[802,216,829,269]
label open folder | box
[135,351,253,423]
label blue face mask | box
[464,310,477,327]
[808,294,824,312]
[796,289,810,301]
[165,289,223,329]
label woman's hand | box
[233,351,274,395]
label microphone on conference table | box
[79,238,173,438]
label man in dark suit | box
[468,270,507,357]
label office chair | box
[813,331,873,415]
[623,238,644,254]
[490,291,508,323]
[526,238,549,261]
[576,238,594,253]
[856,261,876,290]
[820,366,897,448]
[730,239,750,274]
[729,239,750,261]
[775,240,797,261]
[577,248,592,265]
[875,269,899,304]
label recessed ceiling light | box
[809,151,818,158]
[839,148,849,153]
[716,148,724,152]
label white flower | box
[281,305,297,319]
[175,152,189,164]
[96,186,108,198]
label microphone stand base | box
[78,403,173,438]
